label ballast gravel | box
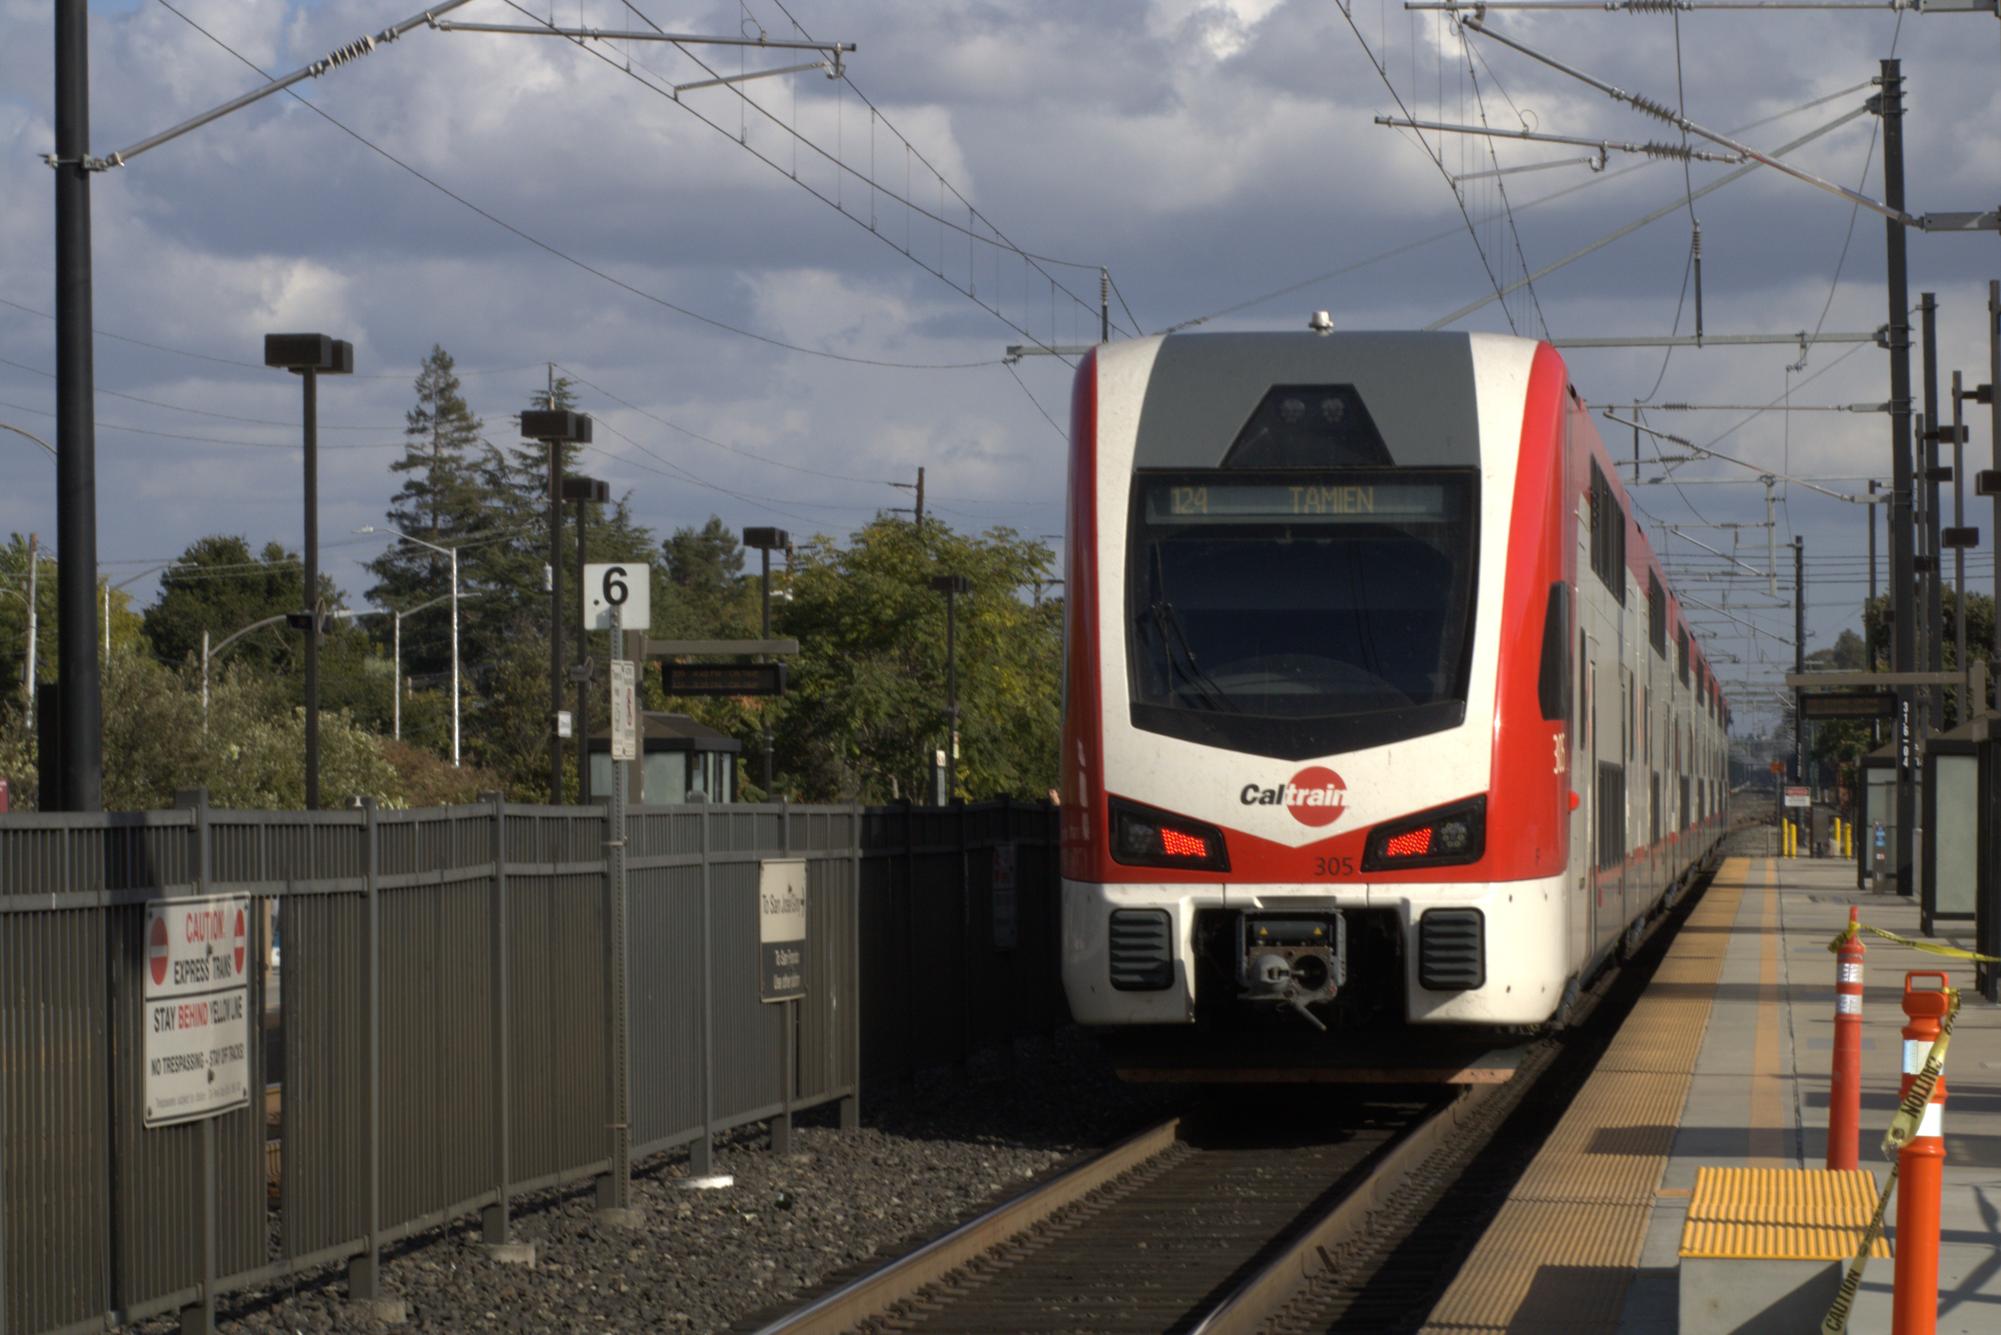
[143,1031,1181,1334]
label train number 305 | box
[1313,855,1355,877]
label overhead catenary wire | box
[149,0,1003,372]
[523,0,1118,364]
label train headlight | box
[1361,796,1486,872]
[1109,797,1231,872]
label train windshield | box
[1126,469,1478,761]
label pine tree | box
[367,346,485,681]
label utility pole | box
[1793,536,1805,784]
[1867,480,1880,663]
[1921,293,1944,732]
[1100,267,1110,343]
[53,0,100,811]
[1879,58,1917,898]
[520,404,591,806]
[914,467,925,530]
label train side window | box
[1648,571,1666,657]
[1538,582,1571,724]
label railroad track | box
[749,1090,1486,1335]
[756,852,1724,1335]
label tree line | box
[0,347,1062,810]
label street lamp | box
[266,333,354,809]
[355,525,460,766]
[743,526,790,795]
[520,409,592,804]
[201,607,356,730]
[928,573,970,804]
[561,475,610,800]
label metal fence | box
[0,796,862,1335]
[858,798,1066,1086]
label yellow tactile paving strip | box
[1679,1166,1892,1261]
[1748,860,1790,1167]
[1419,858,1748,1333]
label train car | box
[1059,328,1729,1037]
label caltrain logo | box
[1240,766,1348,827]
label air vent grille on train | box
[1109,909,1174,991]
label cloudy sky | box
[3,0,1998,733]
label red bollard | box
[1827,907,1865,1170]
[1893,971,1952,1335]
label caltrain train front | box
[1060,329,1576,1035]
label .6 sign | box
[583,562,652,631]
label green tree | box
[0,534,57,722]
[771,518,1060,802]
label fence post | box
[958,799,971,1065]
[345,799,402,1321]
[174,790,218,1335]
[694,802,716,1177]
[598,762,637,1224]
[841,802,861,1131]
[772,798,794,1155]
[903,801,916,1083]
[481,793,513,1248]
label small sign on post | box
[584,562,651,631]
[1784,785,1811,809]
[143,896,252,1126]
[609,659,637,762]
[759,859,807,1003]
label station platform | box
[1421,851,2001,1334]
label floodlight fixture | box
[520,409,592,443]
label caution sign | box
[758,859,807,1004]
[143,896,252,1126]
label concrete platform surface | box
[1616,850,2001,1335]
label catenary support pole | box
[1921,294,1944,732]
[54,0,100,812]
[1881,59,1917,899]
[1991,281,2000,701]
[1794,536,1806,782]
[574,495,588,803]
[548,436,564,805]
[1951,372,1969,719]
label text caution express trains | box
[1060,330,1729,1035]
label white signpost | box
[143,895,252,1126]
[758,859,807,1003]
[609,658,638,762]
[583,562,651,632]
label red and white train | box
[1059,329,1729,1035]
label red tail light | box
[1159,827,1210,859]
[1384,826,1434,858]
[1109,797,1231,871]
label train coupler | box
[1236,912,1346,1030]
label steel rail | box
[1189,1091,1497,1333]
[751,1117,1184,1334]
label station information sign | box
[662,662,788,697]
[1783,785,1811,809]
[758,859,807,1003]
[143,895,252,1126]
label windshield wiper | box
[1148,599,1238,713]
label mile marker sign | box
[143,896,252,1126]
[584,562,651,632]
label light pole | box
[356,526,460,766]
[561,475,610,801]
[266,334,354,809]
[390,594,450,743]
[929,573,970,803]
[520,409,592,804]
[743,526,790,796]
[0,427,54,734]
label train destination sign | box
[143,895,252,1126]
[758,859,808,1004]
[662,662,788,697]
[1145,479,1458,523]
[1799,690,1899,720]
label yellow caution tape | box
[1882,986,1958,1157]
[1821,1159,1900,1335]
[1826,920,2001,964]
[1821,983,1960,1333]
